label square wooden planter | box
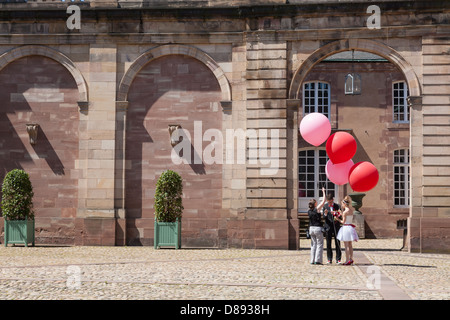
[4,219,35,247]
[154,219,181,249]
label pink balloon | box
[299,113,331,146]
[325,159,354,185]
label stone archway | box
[0,53,81,245]
[117,44,231,102]
[289,39,421,99]
[115,45,230,247]
[289,38,424,250]
[0,45,89,103]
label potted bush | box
[1,169,35,247]
[154,170,183,249]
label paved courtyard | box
[0,239,447,300]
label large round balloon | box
[348,161,379,192]
[326,132,357,164]
[325,159,354,185]
[299,112,331,147]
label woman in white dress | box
[335,196,359,265]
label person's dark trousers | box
[326,224,342,262]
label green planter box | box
[4,220,35,247]
[154,219,181,249]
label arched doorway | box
[289,39,421,99]
[291,40,420,238]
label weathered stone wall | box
[409,36,450,253]
[0,0,448,251]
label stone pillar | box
[114,100,128,246]
[408,96,423,252]
[408,37,450,253]
[243,38,290,249]
[287,99,299,249]
[222,42,249,248]
[77,44,117,245]
[220,100,236,248]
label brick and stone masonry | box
[0,0,448,252]
[125,54,223,247]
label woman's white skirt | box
[337,225,359,242]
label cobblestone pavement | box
[0,239,447,300]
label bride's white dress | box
[337,215,359,242]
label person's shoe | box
[327,260,332,264]
[337,260,342,264]
[343,260,354,265]
[315,262,323,265]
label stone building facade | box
[0,0,448,252]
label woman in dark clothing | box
[308,187,327,265]
[323,193,342,264]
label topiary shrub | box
[1,169,34,221]
[154,170,183,223]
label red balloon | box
[348,161,379,192]
[326,132,357,164]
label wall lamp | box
[168,124,182,147]
[26,123,39,145]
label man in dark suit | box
[323,193,342,264]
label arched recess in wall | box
[290,38,423,241]
[117,45,228,247]
[289,39,421,99]
[117,44,231,102]
[0,48,83,245]
[0,45,88,103]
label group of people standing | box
[307,187,359,265]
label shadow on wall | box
[0,55,79,232]
[125,54,222,246]
[32,126,65,176]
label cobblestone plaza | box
[0,239,448,300]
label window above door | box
[303,81,330,119]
